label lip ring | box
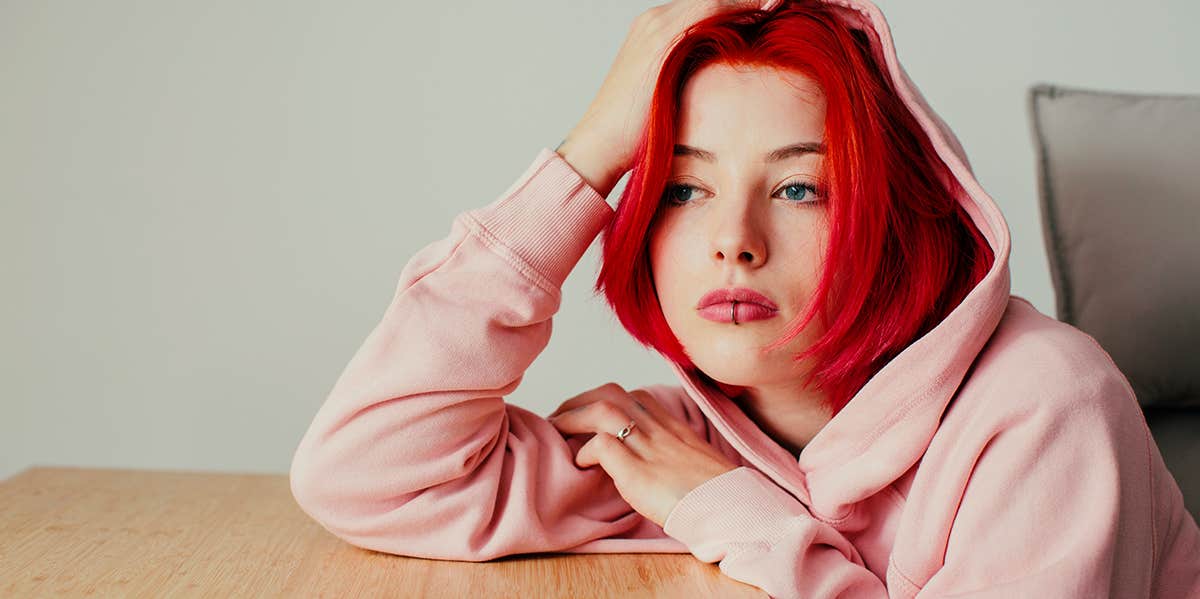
[695,287,779,310]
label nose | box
[710,199,767,269]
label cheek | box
[799,223,830,279]
[647,224,691,315]
[647,220,673,281]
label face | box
[648,63,830,393]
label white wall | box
[3,0,1196,481]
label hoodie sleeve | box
[289,147,687,561]
[663,467,891,598]
[662,368,1160,599]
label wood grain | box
[0,467,767,598]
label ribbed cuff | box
[663,466,811,557]
[466,147,615,289]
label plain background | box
[2,0,1197,482]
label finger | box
[548,382,626,418]
[550,387,686,444]
[574,429,643,475]
[549,398,659,441]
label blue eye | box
[776,178,822,203]
[661,178,823,207]
[662,184,699,205]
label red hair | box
[594,1,994,417]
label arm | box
[288,146,688,561]
[662,369,1160,598]
[664,467,890,598]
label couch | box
[1027,82,1200,521]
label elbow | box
[289,453,367,548]
[287,447,408,549]
[289,447,324,524]
[289,441,345,532]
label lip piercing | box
[732,300,738,325]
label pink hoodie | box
[289,1,1200,597]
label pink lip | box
[697,302,778,323]
[695,287,779,323]
[696,287,779,310]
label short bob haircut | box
[594,0,994,418]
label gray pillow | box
[1028,83,1200,520]
[1027,83,1200,410]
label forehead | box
[676,63,826,145]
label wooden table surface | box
[0,466,767,598]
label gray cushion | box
[1142,408,1200,519]
[1028,83,1200,520]
[1027,83,1200,410]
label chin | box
[690,365,749,398]
[692,361,760,395]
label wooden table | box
[0,466,767,598]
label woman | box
[290,1,1200,597]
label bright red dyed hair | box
[594,1,994,417]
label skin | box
[548,1,824,528]
[558,0,780,197]
[648,62,834,459]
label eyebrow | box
[673,141,826,163]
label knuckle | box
[594,400,625,420]
[601,381,626,393]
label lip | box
[695,287,780,323]
[696,287,779,310]
[697,302,778,323]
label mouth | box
[695,287,780,322]
[696,301,779,323]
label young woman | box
[290,1,1200,597]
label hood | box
[668,0,1013,521]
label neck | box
[734,381,833,459]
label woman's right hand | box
[558,0,782,198]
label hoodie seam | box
[812,501,858,527]
[458,211,560,299]
[806,370,949,487]
[397,215,473,295]
[888,555,924,595]
[858,372,947,465]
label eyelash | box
[661,177,823,207]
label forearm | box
[289,148,617,560]
[555,133,625,199]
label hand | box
[546,382,741,528]
[560,0,782,197]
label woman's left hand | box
[546,382,741,528]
